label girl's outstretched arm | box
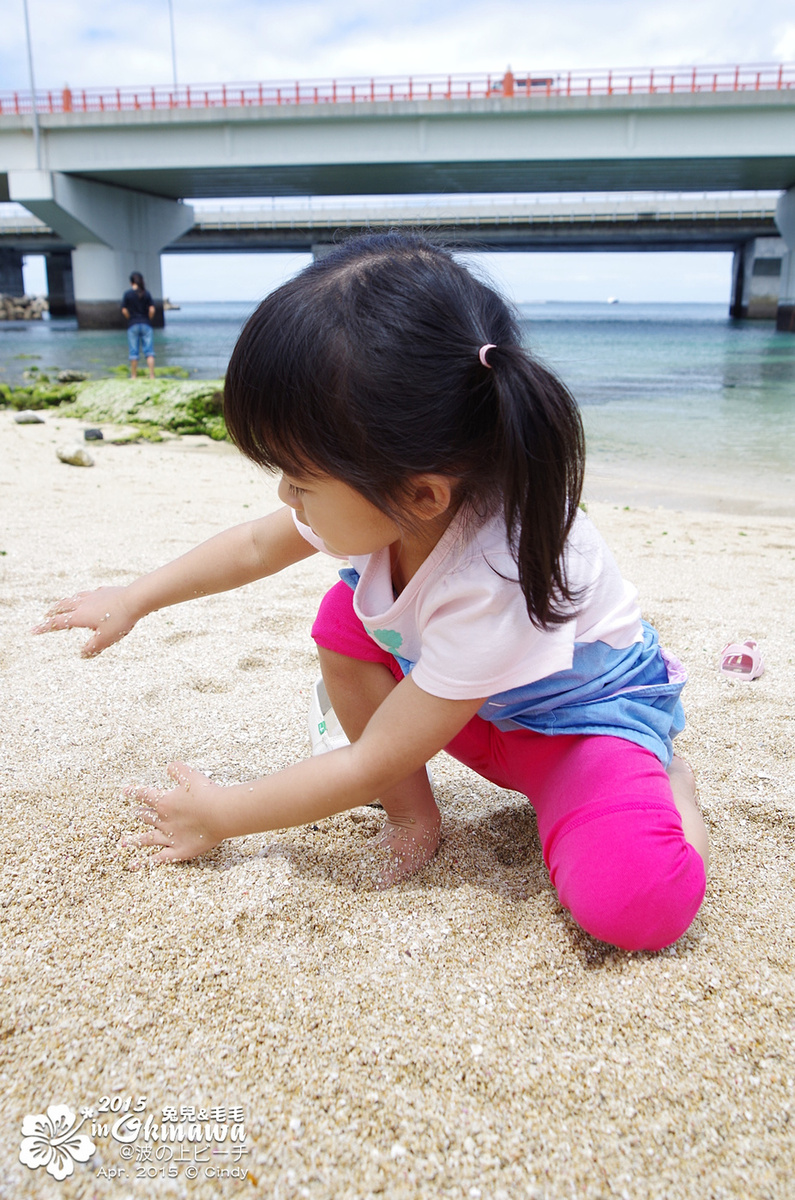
[32,506,316,657]
[128,676,487,864]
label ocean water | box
[2,301,794,510]
[517,303,795,509]
[0,301,253,385]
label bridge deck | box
[2,63,793,116]
[2,68,795,198]
[0,197,780,255]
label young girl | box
[34,233,708,952]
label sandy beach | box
[1,410,793,1200]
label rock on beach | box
[0,293,48,320]
[56,443,94,467]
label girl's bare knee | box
[318,645,363,682]
[318,647,396,690]
[317,650,400,742]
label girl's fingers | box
[126,767,200,805]
[121,830,183,862]
[124,783,165,807]
[34,594,89,628]
[80,634,107,658]
[45,593,88,617]
[133,806,163,825]
[31,612,79,634]
[167,761,197,790]
[151,848,181,864]
[122,829,172,849]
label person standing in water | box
[121,271,156,379]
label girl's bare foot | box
[668,756,709,871]
[373,807,442,889]
[314,652,442,886]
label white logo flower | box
[19,1104,96,1180]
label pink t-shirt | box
[294,507,642,701]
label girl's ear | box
[407,475,457,521]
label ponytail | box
[488,346,586,629]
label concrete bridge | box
[1,195,787,320]
[1,64,794,329]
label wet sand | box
[1,412,793,1199]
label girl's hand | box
[124,762,226,863]
[31,586,141,657]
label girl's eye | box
[287,484,306,497]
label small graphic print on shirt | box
[373,629,403,651]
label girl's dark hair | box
[224,233,585,628]
[129,272,145,289]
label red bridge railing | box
[1,63,793,116]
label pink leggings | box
[312,581,706,952]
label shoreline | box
[2,411,793,1199]
[583,461,795,518]
[6,405,795,518]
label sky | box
[5,0,795,304]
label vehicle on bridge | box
[488,73,559,97]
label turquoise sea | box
[2,301,794,512]
[521,303,795,513]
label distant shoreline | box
[583,458,795,518]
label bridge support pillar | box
[775,189,795,333]
[729,237,786,319]
[45,250,76,317]
[7,171,194,329]
[0,247,25,296]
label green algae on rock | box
[0,380,82,411]
[67,379,227,439]
[0,378,228,439]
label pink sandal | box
[720,640,764,681]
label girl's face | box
[278,472,403,557]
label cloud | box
[3,0,793,92]
[5,0,781,305]
[773,20,795,60]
